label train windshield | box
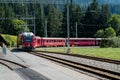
[24,35,33,42]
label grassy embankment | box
[36,47,120,60]
[1,34,17,47]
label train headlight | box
[28,45,30,47]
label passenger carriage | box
[41,38,66,47]
[69,38,96,46]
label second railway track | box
[35,51,120,64]
[0,58,27,70]
[28,51,120,80]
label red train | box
[17,32,38,50]
[17,32,102,50]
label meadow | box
[36,47,120,60]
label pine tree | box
[100,4,111,29]
[75,5,83,37]
[61,4,67,37]
[83,0,100,37]
[69,3,76,37]
[47,5,62,37]
[0,5,5,33]
[36,4,45,37]
[61,2,76,38]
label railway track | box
[28,51,120,80]
[0,58,27,70]
[35,51,120,64]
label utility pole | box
[67,0,70,53]
[45,20,48,37]
[76,22,78,38]
[33,0,36,35]
[33,11,36,35]
[25,4,28,32]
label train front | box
[22,32,37,50]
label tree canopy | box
[10,19,29,35]
[108,14,120,36]
[0,0,118,38]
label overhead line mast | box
[67,0,70,53]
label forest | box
[0,0,120,38]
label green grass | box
[36,47,120,60]
[1,34,17,47]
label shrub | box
[112,37,120,47]
[100,37,120,48]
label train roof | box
[66,38,101,40]
[42,37,66,40]
[19,32,34,36]
[38,37,102,40]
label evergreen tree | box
[100,4,111,29]
[75,5,83,37]
[69,3,76,37]
[83,0,100,37]
[0,5,5,33]
[47,5,62,37]
[3,4,15,34]
[36,4,45,37]
[61,4,67,37]
[61,2,76,37]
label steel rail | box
[28,51,120,80]
[35,51,120,64]
[0,58,27,70]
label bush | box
[94,27,116,38]
[112,37,120,47]
[100,37,120,48]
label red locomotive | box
[17,32,38,50]
[17,32,102,50]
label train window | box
[24,35,33,42]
